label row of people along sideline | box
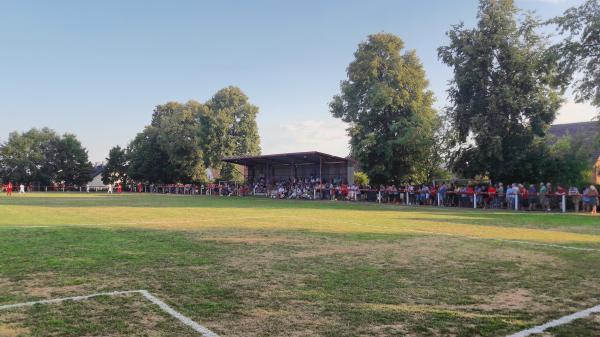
[252,178,599,214]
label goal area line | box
[0,289,219,337]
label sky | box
[0,0,597,163]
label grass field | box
[0,193,599,337]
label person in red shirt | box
[117,183,123,193]
[6,182,12,196]
[466,185,474,206]
[341,183,349,200]
[519,184,528,210]
[487,184,496,208]
[137,182,143,193]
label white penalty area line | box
[0,289,219,337]
[506,304,600,337]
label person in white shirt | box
[107,183,113,194]
[19,184,25,194]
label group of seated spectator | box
[263,176,354,200]
[148,178,598,214]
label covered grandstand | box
[222,151,355,187]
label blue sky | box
[0,0,595,162]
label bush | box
[354,171,370,187]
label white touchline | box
[0,290,220,337]
[505,304,600,337]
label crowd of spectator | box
[253,179,599,214]
[5,177,597,214]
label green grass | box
[0,193,599,336]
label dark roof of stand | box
[222,151,351,167]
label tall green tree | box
[438,0,564,182]
[205,86,261,181]
[155,103,207,183]
[103,146,129,185]
[330,33,439,184]
[127,127,176,184]
[544,135,592,186]
[50,134,93,186]
[125,86,260,184]
[552,0,600,111]
[0,128,59,184]
[0,128,92,185]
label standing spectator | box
[497,183,505,208]
[556,185,566,211]
[519,184,528,210]
[539,183,548,211]
[569,185,581,212]
[341,183,349,200]
[589,185,598,215]
[7,182,13,196]
[545,183,553,211]
[528,184,538,211]
[582,186,591,212]
[506,184,517,210]
[487,184,496,208]
[439,183,447,206]
[19,184,25,194]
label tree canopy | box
[438,0,565,182]
[124,86,260,184]
[102,146,128,185]
[552,0,600,112]
[0,128,93,185]
[330,33,439,184]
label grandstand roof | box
[222,151,351,167]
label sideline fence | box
[5,183,597,214]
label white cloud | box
[260,118,350,157]
[555,100,598,124]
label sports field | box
[0,193,599,337]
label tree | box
[103,146,128,185]
[127,127,176,184]
[155,103,207,183]
[438,0,564,182]
[353,171,370,187]
[126,87,261,184]
[204,86,261,182]
[0,128,92,186]
[50,134,93,186]
[544,135,592,186]
[552,0,600,111]
[330,33,439,184]
[0,128,59,184]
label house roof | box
[548,121,600,160]
[549,121,598,138]
[222,151,351,167]
[90,165,104,178]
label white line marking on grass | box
[138,290,219,337]
[505,304,600,337]
[0,290,219,337]
[0,290,140,310]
